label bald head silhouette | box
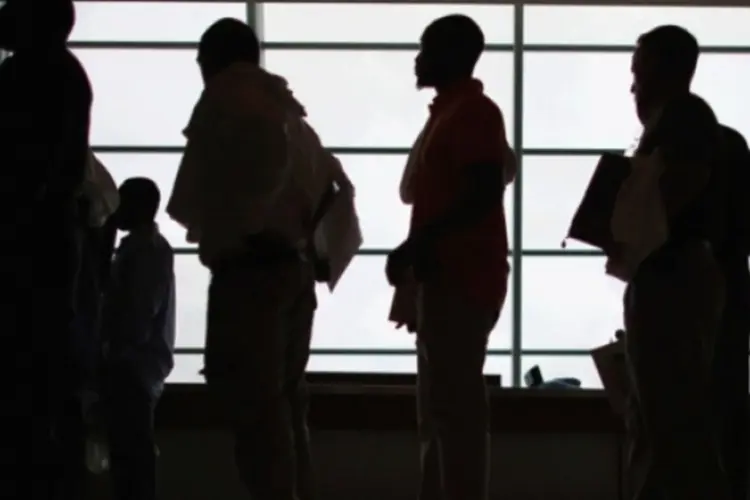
[197,18,260,83]
[0,0,75,51]
[415,14,485,89]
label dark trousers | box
[713,270,750,500]
[106,371,158,500]
[624,244,729,500]
[29,245,87,499]
[416,282,503,500]
[204,254,316,500]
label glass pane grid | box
[79,2,750,387]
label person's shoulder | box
[456,93,505,129]
[720,124,749,153]
[665,93,717,125]
[154,231,175,259]
[47,50,93,98]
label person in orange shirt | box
[385,14,514,500]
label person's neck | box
[643,86,690,124]
[16,43,68,56]
[129,221,156,234]
[657,84,691,107]
[435,75,473,95]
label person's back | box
[102,177,175,500]
[167,19,348,500]
[1,2,93,499]
[713,124,750,500]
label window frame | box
[67,1,750,386]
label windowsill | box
[156,380,622,434]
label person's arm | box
[328,153,355,197]
[102,239,171,360]
[97,217,118,290]
[32,57,92,200]
[653,96,721,219]
[503,148,518,185]
[413,103,509,243]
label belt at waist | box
[210,233,308,274]
[640,238,713,272]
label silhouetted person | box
[713,110,750,500]
[102,177,175,500]
[167,18,351,500]
[386,15,512,500]
[617,25,729,500]
[0,1,93,499]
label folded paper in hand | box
[566,154,631,251]
[591,339,629,415]
[314,192,362,292]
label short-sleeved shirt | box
[410,79,510,310]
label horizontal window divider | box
[523,148,623,156]
[93,146,185,154]
[174,348,203,355]
[330,147,411,155]
[93,146,626,156]
[522,249,603,256]
[171,248,391,255]
[173,347,595,356]
[68,0,748,5]
[73,0,247,2]
[68,41,750,55]
[70,41,199,50]
[172,248,601,256]
[263,42,514,51]
[523,44,750,54]
[92,146,412,155]
[69,41,514,52]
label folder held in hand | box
[566,153,631,252]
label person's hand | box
[395,321,417,333]
[386,239,414,286]
[387,229,441,285]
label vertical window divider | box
[247,1,264,66]
[511,1,525,387]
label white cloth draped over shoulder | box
[166,62,361,275]
[82,149,120,228]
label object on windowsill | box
[524,365,582,390]
[537,378,582,389]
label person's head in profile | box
[197,18,260,84]
[114,177,161,232]
[631,24,699,125]
[414,14,485,90]
[0,0,75,52]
